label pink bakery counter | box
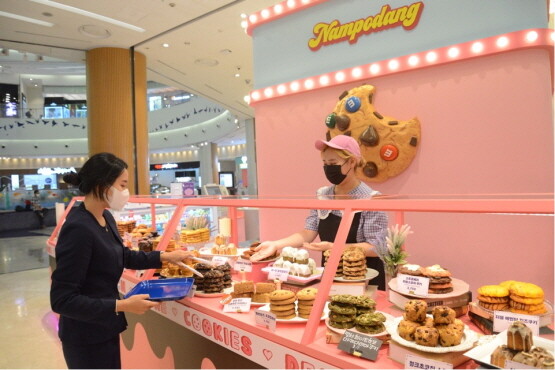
[46,194,554,369]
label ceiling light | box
[29,0,145,32]
[240,13,247,19]
[234,73,240,77]
[0,11,54,27]
[162,43,169,48]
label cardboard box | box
[328,281,368,296]
[388,289,472,313]
[388,340,472,367]
[469,311,495,335]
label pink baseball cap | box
[315,135,361,158]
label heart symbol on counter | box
[263,349,273,361]
[172,307,177,316]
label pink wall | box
[254,49,554,301]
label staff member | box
[50,153,192,369]
[251,135,388,289]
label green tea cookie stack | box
[328,294,358,329]
[355,312,387,334]
[354,296,376,315]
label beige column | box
[86,47,149,195]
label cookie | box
[343,261,365,268]
[437,324,463,347]
[255,282,276,294]
[269,289,296,302]
[297,288,318,301]
[330,294,358,305]
[477,294,509,303]
[252,293,270,303]
[429,287,454,294]
[231,292,253,299]
[510,307,547,315]
[297,307,313,315]
[428,276,452,284]
[509,300,546,312]
[510,294,544,305]
[328,302,357,315]
[397,319,420,341]
[329,312,356,322]
[275,313,296,320]
[355,323,385,334]
[398,264,424,276]
[479,301,509,311]
[423,265,451,278]
[414,326,439,347]
[329,320,355,329]
[478,285,509,298]
[509,283,544,298]
[499,280,522,290]
[404,300,427,323]
[270,296,296,305]
[326,84,421,182]
[432,306,456,325]
[298,299,315,307]
[272,308,296,316]
[355,296,376,309]
[269,303,296,311]
[429,282,453,290]
[343,250,365,262]
[355,312,386,326]
[234,281,255,294]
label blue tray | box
[123,278,194,301]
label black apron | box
[318,212,386,290]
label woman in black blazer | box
[50,153,192,369]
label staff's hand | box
[119,294,159,314]
[161,249,195,264]
[250,241,278,262]
[302,241,333,251]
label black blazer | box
[50,203,161,344]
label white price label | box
[211,256,228,266]
[405,354,453,369]
[268,267,290,281]
[255,309,277,332]
[493,311,540,336]
[234,259,252,272]
[223,298,251,313]
[397,273,430,296]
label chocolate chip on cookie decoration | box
[325,84,421,182]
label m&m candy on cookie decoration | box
[324,84,421,182]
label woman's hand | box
[302,241,333,251]
[118,294,159,314]
[161,249,195,264]
[250,241,278,262]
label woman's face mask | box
[107,186,130,211]
[323,161,350,185]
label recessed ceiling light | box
[234,73,240,77]
[29,78,33,81]
[220,49,232,55]
[29,0,145,32]
[78,25,111,39]
[0,10,54,27]
[194,58,218,67]
[162,43,169,48]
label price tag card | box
[211,256,228,266]
[223,298,252,313]
[234,259,252,272]
[405,354,453,369]
[255,309,277,332]
[397,273,430,296]
[493,311,540,336]
[268,267,290,281]
[504,360,537,369]
[337,330,382,361]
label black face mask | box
[323,162,350,185]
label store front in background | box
[149,161,200,195]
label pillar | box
[245,118,258,195]
[199,143,218,188]
[86,47,149,195]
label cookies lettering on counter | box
[324,84,421,182]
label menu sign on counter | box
[255,309,277,332]
[337,330,382,361]
[212,256,228,266]
[493,311,540,336]
[268,267,290,281]
[405,354,453,369]
[397,273,429,296]
[234,259,252,272]
[223,298,251,313]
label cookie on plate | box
[355,312,386,334]
[404,300,427,323]
[414,326,439,347]
[432,306,456,325]
[398,264,424,276]
[398,319,420,341]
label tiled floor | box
[0,227,67,369]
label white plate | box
[194,286,233,298]
[388,277,470,298]
[257,304,330,322]
[385,316,478,353]
[238,255,280,264]
[464,330,555,368]
[325,311,395,337]
[219,294,268,306]
[334,268,379,283]
[199,247,248,258]
[261,265,324,284]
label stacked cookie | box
[397,300,464,347]
[202,269,224,293]
[503,281,547,315]
[231,281,255,299]
[423,264,453,294]
[323,249,344,277]
[296,288,318,319]
[355,312,387,334]
[215,263,232,289]
[477,285,510,311]
[253,282,276,303]
[342,248,367,280]
[269,290,297,320]
[327,294,377,330]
